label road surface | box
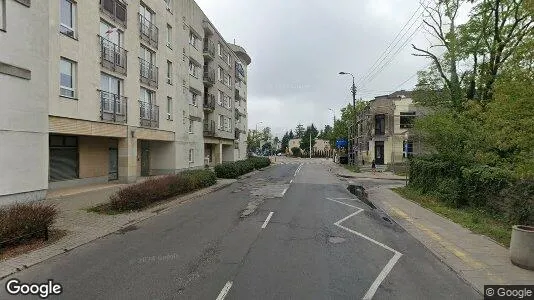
[1,158,479,299]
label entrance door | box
[109,148,118,180]
[375,141,384,165]
[141,141,150,176]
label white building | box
[0,0,251,205]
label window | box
[0,0,5,31]
[375,114,385,135]
[166,60,173,84]
[189,90,199,106]
[182,110,186,124]
[189,149,194,163]
[189,60,199,77]
[166,24,172,48]
[224,74,231,87]
[164,0,172,12]
[100,73,123,113]
[217,67,223,81]
[140,87,154,103]
[189,119,194,133]
[60,0,76,38]
[226,53,231,65]
[217,90,223,105]
[60,58,76,98]
[217,43,222,56]
[49,135,79,181]
[403,140,414,158]
[224,117,229,132]
[167,97,173,120]
[189,31,198,48]
[100,21,123,46]
[139,3,154,23]
[400,112,416,128]
[218,114,224,129]
[224,95,231,109]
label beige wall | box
[0,0,50,204]
[78,136,109,179]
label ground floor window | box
[189,149,194,163]
[49,135,79,181]
[403,140,413,158]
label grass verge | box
[343,164,360,173]
[392,187,512,247]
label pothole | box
[382,217,392,223]
[328,236,346,244]
[347,185,377,209]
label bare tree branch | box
[412,44,452,90]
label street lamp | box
[404,131,409,186]
[254,121,263,154]
[339,71,358,165]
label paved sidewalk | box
[333,162,406,181]
[0,179,236,279]
[368,186,534,294]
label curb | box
[336,173,406,181]
[0,180,235,280]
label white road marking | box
[294,163,303,177]
[290,179,293,184]
[215,281,233,300]
[261,212,274,229]
[326,197,403,299]
[282,188,288,196]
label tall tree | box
[300,124,319,153]
[288,130,295,139]
[261,127,272,142]
[295,124,305,138]
[281,131,290,153]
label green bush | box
[409,155,462,194]
[214,157,271,179]
[501,180,534,226]
[0,203,58,247]
[109,169,217,212]
[461,165,514,208]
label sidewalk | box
[0,179,236,279]
[333,163,406,181]
[369,187,534,294]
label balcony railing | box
[99,36,127,75]
[100,0,127,28]
[204,120,215,137]
[203,94,215,111]
[203,66,215,86]
[203,38,215,60]
[139,101,159,128]
[139,58,158,88]
[138,13,158,49]
[100,90,127,123]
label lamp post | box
[254,121,263,154]
[404,131,409,186]
[339,71,357,165]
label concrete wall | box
[150,140,176,174]
[222,144,234,162]
[0,0,49,205]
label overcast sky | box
[195,0,439,138]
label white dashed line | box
[215,281,233,300]
[282,188,288,196]
[326,197,403,300]
[261,212,274,229]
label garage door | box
[49,135,79,182]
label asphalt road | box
[1,159,480,299]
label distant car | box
[276,153,283,156]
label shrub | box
[0,203,58,247]
[214,157,271,179]
[291,147,301,157]
[409,155,462,195]
[461,165,514,208]
[109,169,217,212]
[501,180,534,226]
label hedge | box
[108,169,217,212]
[0,203,58,248]
[408,155,533,225]
[214,157,271,179]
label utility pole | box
[309,132,312,159]
[339,72,357,165]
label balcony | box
[203,94,215,111]
[100,0,127,28]
[204,120,215,137]
[235,128,240,140]
[139,101,159,128]
[138,13,158,49]
[203,38,215,61]
[100,90,127,123]
[203,66,215,86]
[139,58,158,88]
[234,88,240,101]
[99,36,127,75]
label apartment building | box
[356,90,425,165]
[0,0,251,205]
[287,138,331,155]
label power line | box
[355,1,429,88]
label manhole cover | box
[328,236,346,244]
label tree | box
[291,147,302,157]
[329,102,367,147]
[295,124,305,138]
[247,130,261,153]
[300,124,319,154]
[281,132,290,153]
[261,127,272,142]
[288,130,295,139]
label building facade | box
[0,0,251,205]
[356,90,425,165]
[287,138,331,155]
